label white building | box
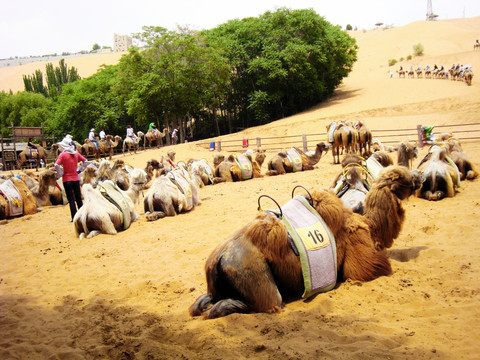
[114,34,132,53]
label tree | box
[346,24,353,30]
[92,43,101,52]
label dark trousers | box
[63,181,83,220]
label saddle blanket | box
[98,180,131,230]
[0,179,24,217]
[234,153,253,180]
[365,156,383,180]
[286,148,303,172]
[198,159,214,184]
[273,195,337,298]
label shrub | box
[389,59,398,66]
[413,43,424,56]
[399,57,404,62]
[346,24,353,31]
[407,54,412,60]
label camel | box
[187,159,215,187]
[102,135,122,160]
[326,122,354,164]
[122,132,144,155]
[228,149,266,181]
[73,168,147,239]
[144,168,200,221]
[371,138,396,153]
[189,165,422,319]
[0,177,37,219]
[441,139,478,181]
[144,128,168,149]
[266,143,328,176]
[416,147,459,201]
[354,120,372,156]
[397,140,418,168]
[83,139,108,161]
[29,169,59,207]
[464,70,473,86]
[17,145,49,171]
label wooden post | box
[302,134,308,153]
[256,137,262,149]
[216,141,222,152]
[417,125,424,148]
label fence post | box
[302,134,308,153]
[417,125,424,148]
[256,137,261,149]
[216,141,222,152]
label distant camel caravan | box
[397,64,473,85]
[189,166,422,319]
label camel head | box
[375,166,423,200]
[254,149,266,166]
[213,154,225,168]
[167,151,176,162]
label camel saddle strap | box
[234,153,253,180]
[0,180,23,217]
[286,148,303,172]
[98,180,131,230]
[275,196,337,298]
[167,170,193,210]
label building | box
[114,33,132,53]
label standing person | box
[89,128,100,149]
[126,125,138,141]
[99,129,106,141]
[171,128,178,145]
[55,138,89,222]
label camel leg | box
[145,210,167,221]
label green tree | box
[92,43,101,51]
[346,24,353,30]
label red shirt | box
[55,152,86,182]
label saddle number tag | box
[292,157,302,165]
[296,223,331,251]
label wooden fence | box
[195,123,480,153]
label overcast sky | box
[1,0,479,59]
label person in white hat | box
[88,128,100,149]
[55,137,89,222]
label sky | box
[1,0,479,59]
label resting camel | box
[0,177,38,219]
[416,146,459,201]
[441,139,478,181]
[144,128,168,149]
[144,168,200,221]
[229,149,266,181]
[397,140,418,168]
[30,170,60,207]
[73,168,147,238]
[187,159,215,187]
[122,132,144,155]
[17,145,49,171]
[326,122,354,164]
[266,143,328,176]
[189,165,422,318]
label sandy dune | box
[1,17,479,359]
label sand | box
[1,17,480,359]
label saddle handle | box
[291,185,313,206]
[257,194,283,218]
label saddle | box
[167,169,194,211]
[98,180,131,229]
[0,180,23,217]
[29,149,39,160]
[234,153,253,180]
[261,188,337,298]
[286,148,303,172]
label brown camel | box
[354,120,372,156]
[144,128,168,149]
[326,122,354,164]
[442,139,478,180]
[0,177,37,219]
[83,139,107,161]
[266,143,328,176]
[464,70,473,86]
[17,145,49,171]
[189,166,422,318]
[102,135,122,160]
[29,170,59,207]
[230,149,266,181]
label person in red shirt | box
[55,137,89,222]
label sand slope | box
[1,17,479,359]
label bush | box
[399,57,404,62]
[346,24,353,31]
[388,59,398,66]
[413,43,424,56]
[407,54,412,60]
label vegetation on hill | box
[0,8,357,143]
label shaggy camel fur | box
[0,177,37,219]
[189,166,422,318]
[354,120,372,156]
[416,147,459,201]
[442,139,478,180]
[30,170,59,207]
[73,168,147,239]
[397,140,418,168]
[266,143,328,176]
